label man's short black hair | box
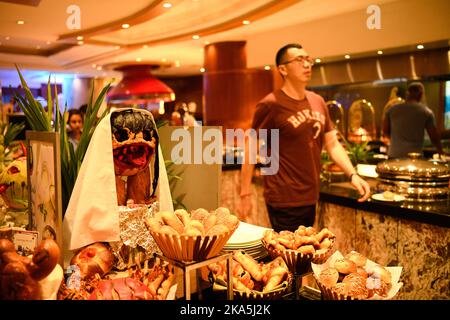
[275,43,303,66]
[406,82,424,101]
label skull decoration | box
[110,109,159,206]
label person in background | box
[67,108,83,151]
[238,43,371,232]
[383,82,444,159]
[79,104,88,119]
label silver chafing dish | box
[375,153,450,202]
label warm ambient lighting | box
[163,2,172,8]
[17,20,25,25]
[204,41,210,45]
[77,41,84,45]
[122,23,130,29]
[315,58,321,63]
[143,45,148,48]
[136,57,142,62]
[417,44,424,50]
[36,45,41,49]
[96,66,102,70]
[242,20,250,25]
[264,65,271,70]
[92,64,97,68]
[114,46,120,50]
[192,35,200,40]
[5,36,10,40]
[377,50,383,55]
[46,41,52,45]
[344,55,351,59]
[76,36,83,41]
[161,58,167,62]
[175,60,180,67]
[200,67,206,72]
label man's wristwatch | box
[349,172,359,181]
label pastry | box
[345,251,367,267]
[160,211,184,234]
[233,251,264,282]
[366,264,392,284]
[334,258,357,281]
[318,267,339,288]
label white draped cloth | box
[62,108,173,264]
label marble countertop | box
[320,179,450,228]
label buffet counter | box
[221,167,449,300]
[318,179,449,300]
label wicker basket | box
[213,272,293,300]
[262,239,335,275]
[150,226,237,262]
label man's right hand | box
[236,194,252,221]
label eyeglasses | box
[280,55,314,66]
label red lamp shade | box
[107,64,175,105]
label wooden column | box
[203,41,273,133]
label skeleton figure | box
[110,109,160,206]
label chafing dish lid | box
[376,153,450,180]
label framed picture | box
[26,131,63,259]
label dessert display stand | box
[153,252,234,300]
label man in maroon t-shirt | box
[238,43,371,232]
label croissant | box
[263,266,288,292]
[160,211,185,234]
[233,251,263,282]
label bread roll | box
[356,267,368,279]
[297,245,315,255]
[191,208,209,221]
[334,258,357,275]
[159,225,179,235]
[345,251,367,268]
[206,224,229,236]
[183,226,203,237]
[332,282,349,297]
[318,268,339,288]
[215,207,230,217]
[145,217,163,232]
[346,279,369,299]
[366,276,391,298]
[203,214,217,232]
[185,220,205,235]
[217,214,239,230]
[160,211,184,234]
[174,209,190,226]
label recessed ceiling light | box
[77,40,84,45]
[136,57,142,62]
[5,36,10,40]
[242,20,250,25]
[163,2,172,8]
[122,23,130,29]
[377,50,383,55]
[17,20,25,25]
[200,67,206,72]
[192,35,200,40]
[264,65,271,70]
[76,36,83,41]
[417,44,424,50]
[344,55,351,59]
[315,58,321,63]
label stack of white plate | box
[223,222,272,261]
